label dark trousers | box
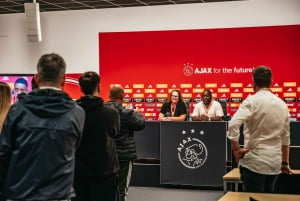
[72,174,120,201]
[118,161,132,201]
[240,166,278,193]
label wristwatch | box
[281,161,289,166]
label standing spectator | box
[191,89,224,121]
[73,71,120,201]
[158,89,187,121]
[227,66,292,193]
[0,53,85,200]
[0,82,11,133]
[105,84,145,201]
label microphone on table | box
[166,112,171,117]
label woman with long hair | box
[0,82,11,133]
[158,89,187,121]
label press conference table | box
[223,168,300,193]
[218,191,300,201]
[134,121,300,187]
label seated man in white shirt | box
[191,89,224,121]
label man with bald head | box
[191,89,224,121]
[105,84,145,201]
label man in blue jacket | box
[0,53,85,201]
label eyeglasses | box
[171,95,179,98]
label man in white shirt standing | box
[191,89,224,121]
[227,66,292,193]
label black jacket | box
[75,96,120,179]
[104,101,145,161]
[0,89,85,200]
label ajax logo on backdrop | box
[177,129,208,169]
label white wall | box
[0,0,299,74]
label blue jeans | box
[240,166,278,193]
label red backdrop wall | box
[99,25,300,120]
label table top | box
[223,168,300,180]
[223,168,240,180]
[292,169,300,174]
[218,192,300,201]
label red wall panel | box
[99,25,300,120]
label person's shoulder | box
[239,94,257,107]
[103,104,120,115]
[74,103,85,111]
[104,101,124,113]
[73,103,85,118]
[178,101,187,106]
[213,100,222,105]
[8,102,21,113]
[104,103,117,111]
[163,101,170,106]
[104,101,121,108]
[271,94,287,105]
[110,104,133,117]
[194,101,202,106]
[178,100,186,104]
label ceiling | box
[0,0,241,15]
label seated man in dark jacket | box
[0,53,85,201]
[105,84,145,201]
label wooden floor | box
[127,186,224,201]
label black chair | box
[219,101,231,121]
